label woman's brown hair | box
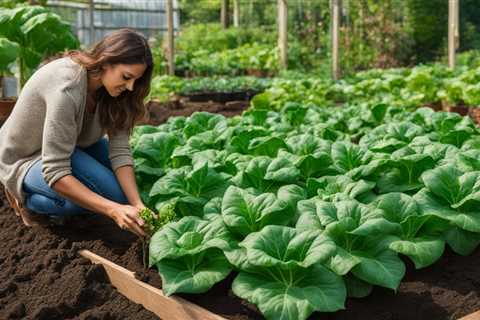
[68,28,153,135]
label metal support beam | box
[166,0,175,75]
[89,0,95,45]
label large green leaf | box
[150,164,230,216]
[249,136,287,157]
[389,237,444,269]
[330,141,387,179]
[239,225,336,269]
[0,37,18,71]
[232,156,299,192]
[414,188,480,234]
[263,157,301,183]
[133,132,180,168]
[306,175,376,201]
[445,227,480,256]
[149,215,234,266]
[323,220,405,286]
[315,200,401,237]
[376,150,435,194]
[232,264,346,320]
[351,249,405,290]
[344,274,373,298]
[285,133,331,157]
[456,150,480,172]
[183,112,227,138]
[359,121,424,153]
[157,249,232,296]
[421,165,480,208]
[221,186,294,237]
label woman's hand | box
[133,202,146,211]
[133,202,157,220]
[107,204,146,237]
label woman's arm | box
[53,175,145,236]
[114,165,145,209]
[107,130,145,209]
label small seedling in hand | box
[138,206,176,269]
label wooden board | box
[460,310,480,320]
[79,250,227,320]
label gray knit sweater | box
[0,57,134,204]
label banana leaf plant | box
[0,5,79,87]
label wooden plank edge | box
[459,310,480,320]
[79,249,228,320]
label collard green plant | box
[149,215,233,295]
[296,200,405,290]
[232,225,345,320]
[414,165,480,255]
[371,192,445,268]
[149,164,230,217]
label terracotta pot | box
[0,97,16,121]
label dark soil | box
[0,192,159,320]
[1,188,480,320]
[179,90,260,103]
[1,99,480,320]
[144,97,250,126]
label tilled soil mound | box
[0,192,158,320]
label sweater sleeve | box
[108,130,134,171]
[41,92,79,187]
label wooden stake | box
[448,0,459,69]
[233,0,240,27]
[331,0,341,80]
[221,0,230,29]
[278,0,288,69]
[79,250,227,320]
[166,0,175,76]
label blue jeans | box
[22,138,128,216]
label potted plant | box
[0,37,19,122]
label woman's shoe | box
[4,188,49,227]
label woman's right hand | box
[107,204,146,237]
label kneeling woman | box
[0,29,153,237]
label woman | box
[0,28,153,237]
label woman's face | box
[101,63,146,97]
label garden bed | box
[2,102,480,320]
[1,190,480,320]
